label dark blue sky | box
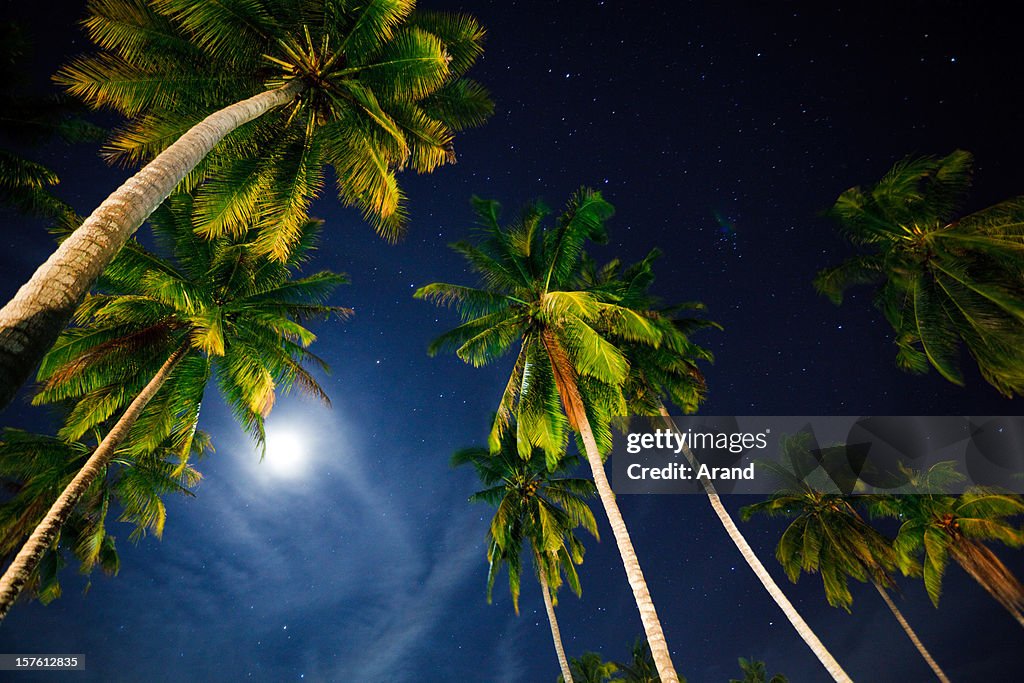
[2,1,1023,681]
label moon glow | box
[263,428,309,479]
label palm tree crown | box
[0,194,347,619]
[558,652,620,683]
[418,189,683,681]
[33,192,350,453]
[0,428,204,604]
[869,462,1024,627]
[35,191,348,454]
[815,150,1024,396]
[614,637,662,682]
[0,0,491,412]
[60,0,492,254]
[576,249,716,416]
[455,428,598,683]
[730,657,787,683]
[741,439,952,681]
[416,189,661,466]
[740,435,900,611]
[453,430,598,614]
[0,22,104,223]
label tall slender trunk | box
[950,538,1024,629]
[0,344,188,620]
[872,581,950,682]
[659,408,853,683]
[541,332,680,683]
[0,80,304,411]
[538,560,574,683]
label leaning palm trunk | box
[873,581,950,682]
[0,344,187,619]
[538,560,574,683]
[541,333,680,682]
[951,537,1024,628]
[659,409,853,683]
[0,81,304,411]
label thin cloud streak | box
[343,510,484,682]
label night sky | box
[2,1,1023,681]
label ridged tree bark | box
[0,343,187,620]
[541,332,680,683]
[873,581,950,682]
[538,559,574,683]
[0,80,304,411]
[659,409,853,683]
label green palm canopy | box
[558,652,620,683]
[416,189,661,468]
[577,249,716,417]
[740,435,901,611]
[614,637,662,683]
[453,433,597,614]
[0,193,348,620]
[454,428,598,683]
[59,0,492,253]
[33,192,350,453]
[815,150,1024,396]
[870,462,1024,628]
[729,657,787,683]
[0,21,103,223]
[418,189,683,682]
[740,438,952,681]
[0,428,204,605]
[0,0,491,412]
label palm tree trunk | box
[0,80,305,411]
[658,408,853,683]
[540,332,680,683]
[538,562,574,683]
[576,413,678,682]
[0,343,188,620]
[872,581,950,682]
[951,539,1024,628]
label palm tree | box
[0,22,104,224]
[741,436,950,682]
[588,253,853,682]
[729,657,787,683]
[558,652,620,683]
[614,637,660,683]
[0,0,491,410]
[870,462,1024,629]
[417,189,682,681]
[0,427,204,605]
[453,428,598,683]
[576,250,714,418]
[815,150,1024,397]
[0,193,349,619]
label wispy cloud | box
[341,511,483,682]
[490,615,527,683]
[119,398,489,681]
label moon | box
[263,428,309,479]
